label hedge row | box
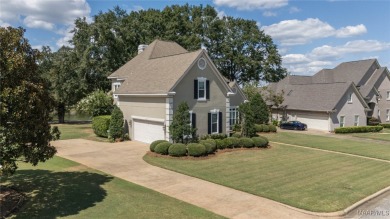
[255,124,277,133]
[335,126,383,134]
[150,135,269,157]
[379,123,390,129]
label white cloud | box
[0,0,91,48]
[310,40,390,59]
[263,11,277,17]
[131,5,144,12]
[216,8,227,19]
[0,19,10,27]
[213,0,288,10]
[262,18,367,45]
[289,6,300,13]
[56,26,75,48]
[282,40,390,75]
[335,24,367,38]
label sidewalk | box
[53,139,329,219]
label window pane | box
[199,90,205,98]
[199,81,205,89]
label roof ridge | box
[149,49,201,60]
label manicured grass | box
[1,156,224,219]
[144,144,390,212]
[352,128,390,142]
[264,132,390,160]
[55,123,108,142]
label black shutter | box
[218,112,223,133]
[208,113,211,134]
[194,80,198,99]
[192,113,196,129]
[206,80,210,99]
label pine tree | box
[239,102,256,137]
[109,106,124,140]
[250,93,269,124]
[169,102,197,143]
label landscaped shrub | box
[187,143,206,157]
[154,142,172,155]
[150,140,168,152]
[252,137,268,147]
[109,106,124,140]
[380,123,390,128]
[258,136,269,145]
[232,124,241,132]
[239,137,254,148]
[255,124,263,132]
[335,126,383,134]
[231,133,241,138]
[215,139,226,150]
[168,143,187,157]
[268,124,277,132]
[261,124,270,132]
[199,140,217,154]
[200,133,227,140]
[92,115,111,137]
[225,137,239,148]
[368,117,380,126]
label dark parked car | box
[280,121,307,130]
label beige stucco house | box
[267,59,390,132]
[108,40,246,143]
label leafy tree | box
[0,27,58,176]
[75,90,114,117]
[41,46,86,123]
[250,93,269,124]
[109,106,124,140]
[169,102,197,143]
[238,102,256,137]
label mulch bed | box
[0,187,25,218]
[146,145,271,160]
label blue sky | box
[1,0,389,75]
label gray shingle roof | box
[359,67,387,97]
[108,40,203,94]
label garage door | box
[296,113,329,131]
[133,119,165,144]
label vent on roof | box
[138,44,148,54]
[287,90,293,96]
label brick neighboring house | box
[266,59,390,131]
[108,39,246,143]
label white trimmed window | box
[387,91,390,100]
[113,82,121,91]
[347,93,353,103]
[340,116,345,127]
[229,107,239,129]
[354,115,359,126]
[387,109,390,121]
[211,111,219,134]
[198,78,206,100]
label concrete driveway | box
[54,139,327,219]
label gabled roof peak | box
[140,39,189,60]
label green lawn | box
[144,144,390,212]
[351,128,390,142]
[1,156,224,219]
[264,132,390,160]
[55,123,108,142]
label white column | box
[226,97,230,133]
[165,97,173,141]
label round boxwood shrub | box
[252,137,267,147]
[150,140,168,152]
[154,142,172,155]
[168,143,187,157]
[255,124,263,132]
[231,133,241,138]
[268,124,277,132]
[200,140,217,154]
[187,143,206,157]
[261,124,270,132]
[215,139,225,150]
[240,137,254,148]
[228,137,240,148]
[92,115,111,137]
[259,135,269,145]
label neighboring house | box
[108,39,246,143]
[266,59,390,131]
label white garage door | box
[296,113,329,131]
[133,119,165,144]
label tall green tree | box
[109,106,124,140]
[239,102,256,137]
[250,93,269,124]
[0,27,58,176]
[75,90,113,117]
[169,102,197,143]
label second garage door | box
[296,113,329,131]
[133,119,165,144]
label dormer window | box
[113,82,121,91]
[194,77,210,101]
[348,93,352,102]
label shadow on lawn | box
[5,170,113,219]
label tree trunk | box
[57,103,66,124]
